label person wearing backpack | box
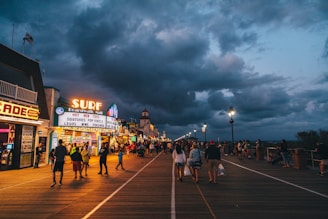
[189,143,202,183]
[70,144,84,179]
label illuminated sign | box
[106,103,118,118]
[0,100,39,120]
[55,100,119,130]
[58,112,106,128]
[106,116,119,130]
[71,99,102,111]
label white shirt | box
[172,150,186,163]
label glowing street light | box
[228,106,235,144]
[202,122,207,143]
[194,128,197,138]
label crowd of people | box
[172,140,221,184]
[125,140,169,156]
[50,141,95,187]
[170,138,328,184]
[47,137,328,187]
[48,139,172,187]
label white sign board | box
[106,116,119,130]
[58,112,106,128]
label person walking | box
[115,148,125,170]
[155,142,160,154]
[172,142,186,182]
[98,143,108,175]
[70,145,84,179]
[51,139,67,187]
[49,149,55,171]
[205,140,221,184]
[237,140,243,160]
[189,143,202,183]
[34,143,42,168]
[149,141,155,156]
[81,145,91,176]
[280,139,290,168]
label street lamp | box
[194,128,197,138]
[228,106,235,144]
[202,122,207,143]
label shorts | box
[175,162,184,167]
[320,159,328,165]
[207,159,219,170]
[72,161,82,171]
[53,161,64,172]
[191,161,202,169]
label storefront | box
[51,99,120,154]
[0,100,43,170]
[1,43,51,170]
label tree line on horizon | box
[251,129,328,149]
[295,129,328,149]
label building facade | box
[0,43,166,171]
[0,43,50,170]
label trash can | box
[293,148,307,170]
[256,146,264,160]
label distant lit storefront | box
[51,98,120,154]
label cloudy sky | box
[1,0,327,142]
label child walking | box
[81,145,91,176]
[49,149,55,171]
[115,148,125,170]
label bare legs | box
[82,162,88,176]
[190,167,199,183]
[176,165,183,181]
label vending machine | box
[1,143,13,169]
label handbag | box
[217,163,225,176]
[198,148,202,165]
[187,158,192,166]
[184,165,191,176]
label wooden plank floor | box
[0,152,327,219]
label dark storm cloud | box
[320,72,328,83]
[1,0,327,141]
[65,1,211,115]
[323,38,328,58]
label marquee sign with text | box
[55,99,119,130]
[57,112,106,128]
[0,100,39,120]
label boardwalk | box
[0,151,327,219]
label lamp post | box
[202,122,207,143]
[228,106,235,144]
[194,128,197,138]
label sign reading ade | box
[0,100,39,120]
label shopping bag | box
[187,158,192,166]
[184,165,191,176]
[217,163,225,176]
